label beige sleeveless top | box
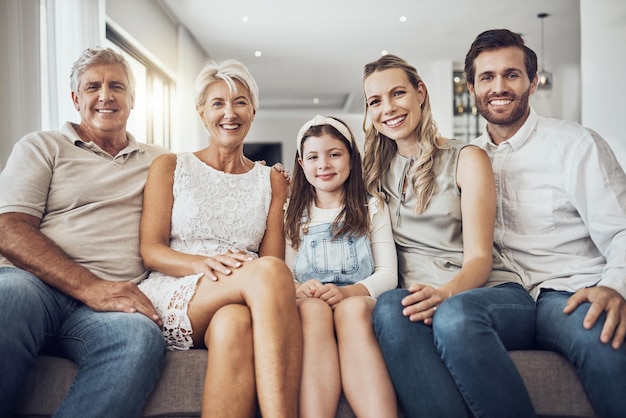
[384,139,521,289]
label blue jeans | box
[536,289,626,418]
[0,267,166,417]
[373,289,470,418]
[433,283,537,418]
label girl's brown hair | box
[285,117,369,249]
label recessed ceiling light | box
[381,50,388,56]
[242,16,249,22]
[254,50,262,57]
[313,98,320,104]
[399,16,407,22]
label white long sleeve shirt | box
[473,108,626,299]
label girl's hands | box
[313,283,345,309]
[401,283,447,325]
[296,279,324,298]
[296,280,345,309]
[193,249,254,281]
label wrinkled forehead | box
[78,63,130,86]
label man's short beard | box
[476,89,530,126]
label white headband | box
[296,114,353,156]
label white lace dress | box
[138,152,272,350]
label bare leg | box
[188,256,302,418]
[297,297,341,418]
[335,297,397,418]
[200,305,256,418]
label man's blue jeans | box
[536,289,626,418]
[373,288,470,418]
[433,283,537,418]
[0,267,166,417]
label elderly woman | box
[138,59,302,418]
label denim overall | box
[293,222,375,286]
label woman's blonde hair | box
[194,58,259,110]
[362,54,445,213]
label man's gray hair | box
[70,46,135,102]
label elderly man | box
[0,47,168,417]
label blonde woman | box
[138,59,302,418]
[362,54,533,417]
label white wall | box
[106,0,178,72]
[172,26,210,152]
[580,0,626,168]
[420,61,455,139]
[530,64,582,123]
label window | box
[105,24,173,148]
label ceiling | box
[160,0,580,114]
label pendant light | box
[537,12,553,90]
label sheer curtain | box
[41,0,104,130]
[0,0,41,169]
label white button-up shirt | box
[473,108,626,299]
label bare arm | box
[440,145,495,295]
[0,212,162,324]
[258,168,288,258]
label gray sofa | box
[16,349,597,418]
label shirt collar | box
[62,121,141,157]
[479,107,539,151]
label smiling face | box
[197,79,255,149]
[298,133,351,207]
[364,67,425,145]
[71,63,133,139]
[468,46,538,143]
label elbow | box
[139,243,157,271]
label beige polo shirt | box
[0,122,168,283]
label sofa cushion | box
[509,350,597,418]
[15,350,598,418]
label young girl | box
[284,115,398,418]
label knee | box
[108,313,166,365]
[432,295,473,341]
[205,305,253,348]
[297,299,335,345]
[334,296,374,330]
[0,271,44,313]
[298,297,333,328]
[373,289,407,326]
[249,256,294,294]
[0,271,47,337]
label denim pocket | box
[309,238,358,275]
